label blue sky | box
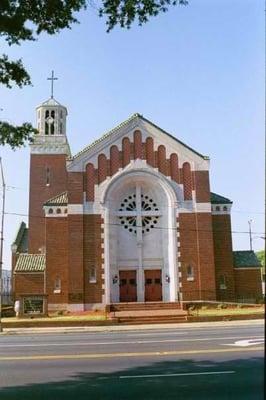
[0,0,264,269]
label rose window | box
[118,194,159,234]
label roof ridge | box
[73,113,140,160]
[72,113,209,162]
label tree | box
[256,250,265,267]
[0,0,187,148]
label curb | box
[1,318,264,335]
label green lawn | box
[2,314,107,323]
[189,306,265,317]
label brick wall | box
[194,171,211,203]
[83,215,104,304]
[212,214,236,301]
[179,213,216,300]
[68,215,84,303]
[13,273,44,299]
[234,268,262,302]
[28,154,68,253]
[45,217,69,304]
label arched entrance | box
[101,167,179,304]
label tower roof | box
[37,97,67,109]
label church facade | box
[12,97,262,314]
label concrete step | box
[118,315,188,325]
[109,302,182,312]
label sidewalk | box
[1,319,264,335]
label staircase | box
[108,302,188,325]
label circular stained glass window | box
[119,194,159,234]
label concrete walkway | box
[1,319,264,335]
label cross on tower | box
[47,70,58,98]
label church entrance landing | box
[144,270,162,301]
[119,270,137,302]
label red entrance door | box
[119,270,137,302]
[145,270,162,301]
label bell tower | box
[28,72,71,253]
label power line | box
[4,211,265,236]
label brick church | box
[12,96,262,315]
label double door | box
[119,269,163,302]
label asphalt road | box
[0,321,264,400]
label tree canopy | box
[0,0,187,148]
[256,251,265,268]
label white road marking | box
[224,338,265,347]
[0,336,263,348]
[119,370,236,379]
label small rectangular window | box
[54,277,61,293]
[46,167,50,186]
[219,275,227,289]
[89,267,97,283]
[187,265,194,281]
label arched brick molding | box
[98,154,107,183]
[122,137,131,167]
[86,163,95,201]
[134,130,142,159]
[146,137,155,167]
[158,145,167,175]
[110,145,120,176]
[170,153,179,183]
[183,162,192,200]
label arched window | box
[50,122,55,135]
[51,110,55,118]
[56,208,61,214]
[45,122,49,135]
[45,110,49,118]
[60,122,63,134]
[216,206,220,211]
[48,208,53,214]
[223,206,227,211]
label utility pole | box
[248,220,253,251]
[0,157,6,333]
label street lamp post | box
[248,220,253,251]
[0,157,6,333]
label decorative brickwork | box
[110,145,120,176]
[98,154,108,183]
[86,163,95,201]
[158,145,167,175]
[134,130,142,159]
[182,162,193,200]
[146,137,155,167]
[170,153,179,183]
[122,137,131,167]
